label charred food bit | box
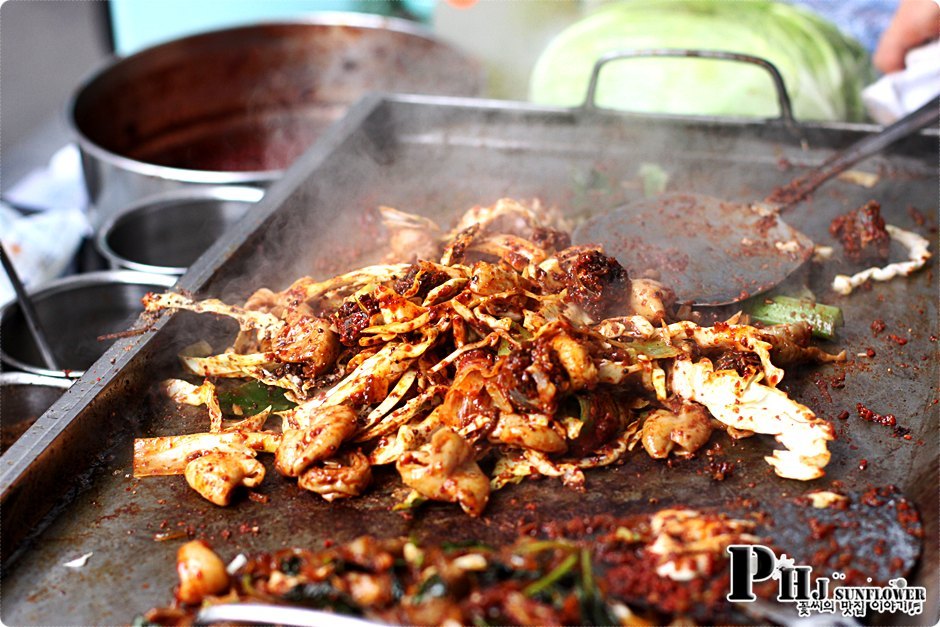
[829,200,890,263]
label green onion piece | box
[413,574,448,603]
[747,295,844,340]
[441,540,494,553]
[578,548,617,624]
[515,539,577,555]
[577,396,592,422]
[580,548,595,595]
[523,553,578,597]
[622,340,683,359]
[509,321,534,341]
[614,526,642,543]
[638,162,669,197]
[392,490,427,512]
[218,380,295,414]
[241,572,257,596]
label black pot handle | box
[580,48,797,127]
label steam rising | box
[200,97,873,309]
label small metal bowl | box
[0,270,176,378]
[0,373,72,455]
[95,186,264,275]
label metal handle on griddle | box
[581,48,797,127]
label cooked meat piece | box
[493,349,562,415]
[492,352,537,413]
[490,412,567,453]
[713,350,762,377]
[437,364,496,435]
[468,261,531,296]
[758,323,847,365]
[272,316,340,375]
[628,278,675,325]
[396,428,490,516]
[345,571,395,608]
[530,225,571,252]
[298,450,373,501]
[243,287,286,316]
[379,206,442,263]
[393,261,453,300]
[441,223,480,265]
[330,293,381,347]
[829,200,890,263]
[549,331,597,391]
[275,405,358,477]
[176,540,229,604]
[184,451,266,506]
[641,404,714,459]
[562,248,631,320]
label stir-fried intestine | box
[136,198,843,514]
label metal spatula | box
[574,98,938,306]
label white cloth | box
[0,205,90,306]
[862,40,940,124]
[0,144,90,305]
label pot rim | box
[66,12,483,182]
[0,372,74,390]
[0,270,177,379]
[94,185,265,275]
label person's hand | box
[873,0,940,73]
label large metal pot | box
[0,373,72,456]
[0,271,176,378]
[68,13,483,224]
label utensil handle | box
[774,97,940,207]
[580,48,797,126]
[196,602,378,627]
[0,245,60,371]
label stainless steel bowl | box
[68,13,484,223]
[0,271,176,378]
[95,186,264,275]
[0,373,72,455]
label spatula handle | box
[0,245,60,371]
[771,97,939,208]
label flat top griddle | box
[1,95,936,625]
